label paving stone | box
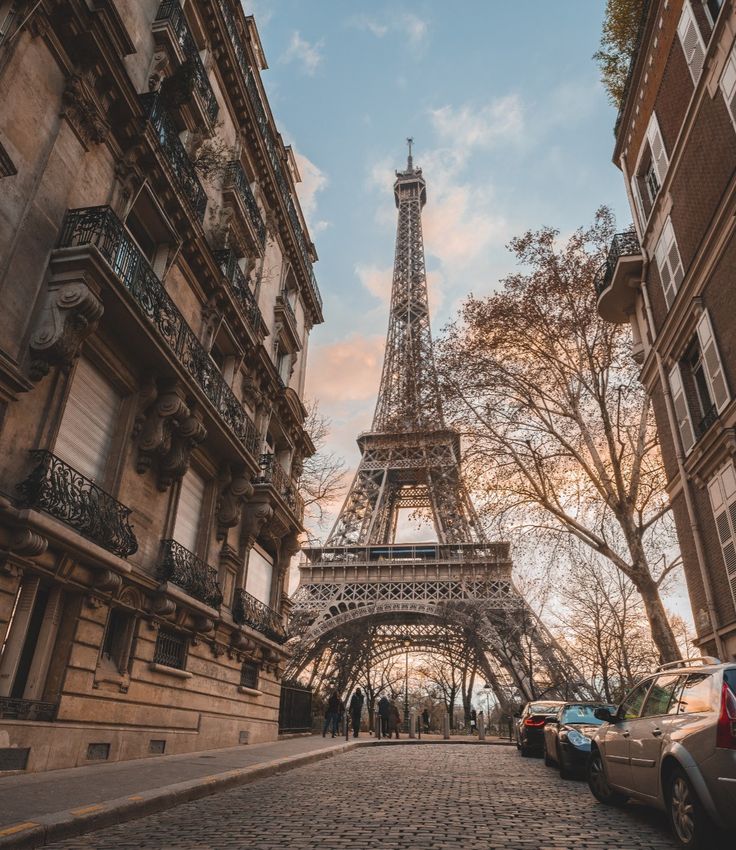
[46,745,690,849]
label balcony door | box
[173,467,206,553]
[245,544,273,607]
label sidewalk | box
[0,734,362,849]
[0,733,515,849]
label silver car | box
[587,657,736,849]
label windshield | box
[561,704,615,725]
[530,703,561,715]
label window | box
[669,363,696,454]
[240,661,259,690]
[678,1,707,85]
[153,629,188,670]
[245,544,273,606]
[124,191,172,278]
[100,608,134,673]
[695,311,728,414]
[654,218,685,309]
[619,680,652,720]
[644,160,660,206]
[55,358,121,484]
[631,113,668,226]
[641,674,685,717]
[705,0,724,29]
[721,42,736,133]
[707,462,736,612]
[173,468,206,553]
[673,673,716,714]
[277,348,291,385]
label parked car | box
[587,657,736,849]
[515,700,564,757]
[542,702,616,778]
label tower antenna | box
[406,136,413,170]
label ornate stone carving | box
[61,73,110,149]
[29,282,103,381]
[93,569,123,596]
[191,614,214,634]
[231,632,257,653]
[148,48,171,92]
[149,593,176,618]
[9,528,48,558]
[216,464,254,540]
[241,502,273,548]
[134,379,207,490]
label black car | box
[543,702,617,778]
[516,700,565,756]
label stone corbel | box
[9,528,48,558]
[159,406,206,490]
[93,569,123,597]
[148,48,170,92]
[29,281,103,382]
[61,73,110,150]
[216,464,254,540]
[241,502,273,549]
[231,632,257,653]
[191,614,214,635]
[149,593,177,618]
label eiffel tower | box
[287,143,589,709]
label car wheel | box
[558,743,571,780]
[543,740,554,767]
[587,749,627,806]
[666,766,713,849]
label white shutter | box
[173,468,206,552]
[55,358,120,483]
[669,363,695,454]
[654,218,684,309]
[720,44,736,128]
[678,1,706,85]
[245,544,273,605]
[630,174,646,229]
[696,310,730,412]
[707,463,736,612]
[646,112,669,185]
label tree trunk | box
[634,572,681,663]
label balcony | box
[697,403,718,439]
[153,0,219,128]
[0,697,57,722]
[140,92,207,223]
[16,450,138,558]
[56,207,259,458]
[158,539,223,608]
[213,248,267,339]
[254,453,304,523]
[222,161,267,250]
[233,587,287,643]
[594,230,643,323]
[274,291,300,350]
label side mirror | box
[594,707,615,723]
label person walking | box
[322,690,341,738]
[349,687,364,738]
[389,701,401,739]
[377,694,390,738]
[470,708,477,735]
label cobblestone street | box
[46,743,682,850]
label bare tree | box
[436,208,682,662]
[300,401,347,537]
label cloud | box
[305,333,385,404]
[401,12,428,47]
[429,95,525,157]
[356,263,392,305]
[293,148,329,235]
[347,12,429,49]
[281,31,324,75]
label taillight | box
[524,716,546,727]
[716,682,736,750]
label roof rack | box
[656,656,721,672]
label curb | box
[0,741,366,850]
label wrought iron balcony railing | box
[233,587,287,643]
[17,450,138,558]
[276,290,298,331]
[154,0,219,126]
[218,0,250,79]
[57,207,259,457]
[255,453,304,523]
[594,229,642,298]
[0,697,57,722]
[158,539,223,608]
[223,161,267,247]
[697,403,718,438]
[140,91,207,223]
[213,248,266,337]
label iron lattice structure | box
[288,146,590,709]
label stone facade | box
[596,0,736,659]
[0,0,322,772]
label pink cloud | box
[305,333,384,404]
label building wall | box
[0,0,322,772]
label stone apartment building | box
[596,0,736,659]
[0,0,323,771]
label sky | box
[242,2,691,621]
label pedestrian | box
[389,701,401,739]
[322,690,341,738]
[377,694,390,738]
[422,707,430,733]
[336,696,345,735]
[470,708,477,735]
[349,687,364,737]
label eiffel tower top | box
[371,141,443,433]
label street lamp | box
[483,683,493,733]
[403,637,412,730]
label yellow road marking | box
[70,805,103,816]
[0,822,39,837]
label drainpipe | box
[619,155,725,658]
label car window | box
[674,673,716,714]
[530,703,561,714]
[620,680,652,720]
[724,669,736,696]
[561,704,614,725]
[641,674,684,717]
